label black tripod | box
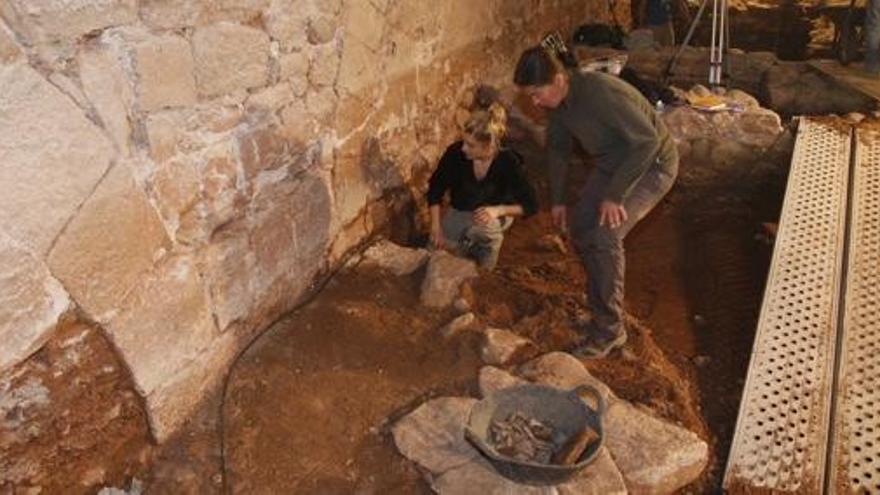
[661,0,732,87]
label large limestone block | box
[145,329,239,441]
[78,46,133,156]
[391,397,479,474]
[2,0,136,44]
[360,239,429,275]
[264,0,308,52]
[193,23,270,98]
[420,251,478,308]
[251,173,331,304]
[105,256,218,396]
[0,21,22,63]
[48,162,170,322]
[0,233,69,372]
[130,33,197,111]
[0,63,115,254]
[604,400,709,494]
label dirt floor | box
[138,134,790,494]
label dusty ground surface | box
[0,317,153,494]
[138,134,789,494]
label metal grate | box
[725,119,853,493]
[828,125,880,495]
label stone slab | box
[392,397,479,474]
[361,239,429,276]
[420,251,478,308]
[0,62,114,254]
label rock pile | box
[663,86,790,185]
[391,352,710,494]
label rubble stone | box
[481,328,532,366]
[130,33,197,111]
[263,0,308,52]
[517,352,615,404]
[279,52,309,96]
[478,366,526,397]
[420,251,478,308]
[605,400,709,494]
[307,16,336,45]
[453,297,471,313]
[441,312,476,338]
[193,23,270,97]
[361,239,429,275]
[726,89,759,109]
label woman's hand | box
[473,206,499,225]
[598,200,628,229]
[430,224,447,249]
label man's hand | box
[551,205,568,234]
[473,206,499,225]
[598,200,628,229]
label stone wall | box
[0,0,624,471]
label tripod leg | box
[663,0,711,85]
[723,0,732,86]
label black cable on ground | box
[216,247,366,495]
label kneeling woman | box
[427,102,537,270]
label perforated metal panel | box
[725,119,853,493]
[829,125,880,495]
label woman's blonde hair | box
[463,101,507,145]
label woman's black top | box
[426,141,538,217]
